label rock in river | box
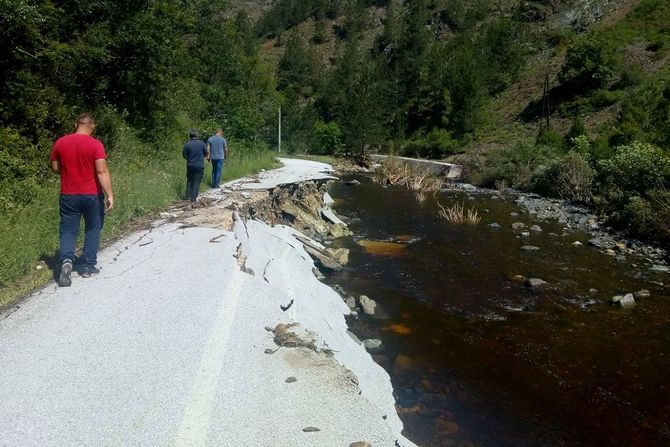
[488,222,501,229]
[363,338,384,353]
[359,295,377,315]
[530,225,543,233]
[521,245,540,252]
[650,264,670,273]
[611,293,636,308]
[512,222,525,231]
[525,278,547,289]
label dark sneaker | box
[80,266,100,278]
[59,260,73,287]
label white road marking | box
[173,268,246,447]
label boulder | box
[611,293,636,308]
[619,293,636,308]
[530,225,542,232]
[329,223,348,238]
[359,295,377,315]
[344,296,357,309]
[303,245,342,272]
[525,278,547,289]
[362,339,384,353]
[650,264,670,273]
[512,222,525,231]
[321,207,347,226]
[634,289,650,299]
[326,247,350,265]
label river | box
[326,174,670,447]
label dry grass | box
[373,157,443,193]
[437,202,481,225]
[415,191,427,203]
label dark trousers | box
[210,159,224,187]
[59,194,105,267]
[186,166,204,202]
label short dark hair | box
[77,112,96,125]
[189,129,199,138]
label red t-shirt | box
[50,133,107,195]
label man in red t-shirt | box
[50,112,114,287]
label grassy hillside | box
[246,0,670,246]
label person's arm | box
[51,160,60,174]
[95,159,114,211]
[205,142,211,161]
[224,139,229,159]
[182,144,188,160]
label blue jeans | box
[211,159,224,187]
[59,194,105,267]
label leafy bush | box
[534,152,595,203]
[313,121,343,155]
[620,189,670,245]
[598,141,670,197]
[400,129,459,159]
[559,37,619,91]
[479,142,555,191]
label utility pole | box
[278,106,282,153]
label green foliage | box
[536,127,565,149]
[533,152,595,203]
[400,129,459,159]
[479,142,555,191]
[598,141,670,197]
[559,37,619,91]
[314,121,343,155]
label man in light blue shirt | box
[206,128,228,188]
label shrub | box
[598,141,670,197]
[559,37,619,91]
[620,189,670,245]
[313,121,343,155]
[534,152,595,203]
[479,142,555,191]
[400,129,459,159]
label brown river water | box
[326,175,670,447]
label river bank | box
[0,159,417,447]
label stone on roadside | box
[363,338,384,353]
[530,225,542,233]
[521,245,540,252]
[525,278,547,289]
[359,295,377,315]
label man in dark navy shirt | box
[182,129,208,203]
